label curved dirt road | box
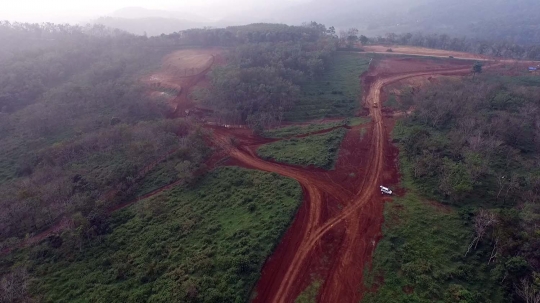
[210,59,477,302]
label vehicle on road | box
[380,186,392,195]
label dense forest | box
[393,74,540,301]
[182,22,337,128]
[0,21,212,295]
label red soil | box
[2,48,504,301]
[241,56,478,303]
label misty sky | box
[0,0,309,23]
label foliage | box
[257,128,347,169]
[176,22,330,47]
[383,75,540,301]
[285,53,370,121]
[2,167,302,303]
[473,62,483,74]
[295,279,322,303]
[263,120,348,138]
[0,22,209,246]
[202,39,336,127]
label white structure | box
[380,186,393,195]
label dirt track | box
[206,56,479,302]
[0,48,495,300]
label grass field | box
[257,128,347,169]
[284,53,370,121]
[11,167,301,303]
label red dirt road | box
[1,48,496,300]
[204,56,479,303]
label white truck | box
[380,186,393,195]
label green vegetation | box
[199,23,336,129]
[385,93,400,110]
[264,120,345,138]
[0,22,217,248]
[285,53,370,121]
[2,167,302,303]
[347,117,371,127]
[364,179,502,302]
[367,75,540,301]
[295,279,322,303]
[264,117,369,138]
[0,21,341,302]
[257,128,347,169]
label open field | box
[141,49,222,114]
[285,53,370,121]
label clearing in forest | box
[285,52,370,121]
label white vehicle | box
[380,186,393,195]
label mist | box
[2,0,540,43]
[0,0,311,24]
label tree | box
[515,278,540,303]
[359,35,369,45]
[472,61,483,77]
[346,28,359,49]
[327,26,336,37]
[465,209,498,256]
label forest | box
[380,74,540,302]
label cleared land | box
[285,53,370,121]
[3,48,497,303]
[363,45,489,60]
[142,49,220,114]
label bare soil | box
[363,45,490,60]
[1,47,500,302]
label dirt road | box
[207,57,477,302]
[0,48,488,300]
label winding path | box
[210,59,478,302]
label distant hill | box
[95,16,206,36]
[110,6,210,23]
[245,0,540,44]
[96,7,242,36]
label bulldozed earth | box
[6,47,506,301]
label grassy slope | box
[285,53,370,121]
[18,167,301,303]
[364,125,503,303]
[263,117,369,139]
[257,128,347,169]
[263,120,347,139]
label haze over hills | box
[94,0,540,43]
[263,0,540,43]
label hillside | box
[2,18,540,303]
[250,0,540,44]
[94,16,206,36]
